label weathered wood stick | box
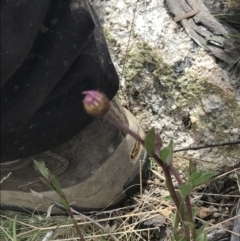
[174,9,200,22]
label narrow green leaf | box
[188,160,197,177]
[33,160,50,179]
[60,198,69,209]
[179,183,192,198]
[173,212,180,235]
[184,221,195,229]
[196,223,208,241]
[160,147,170,161]
[192,206,198,218]
[144,128,155,155]
[190,171,202,180]
[189,171,216,188]
[33,161,85,240]
[12,215,17,241]
[203,232,208,241]
[168,139,173,150]
[196,231,208,241]
[162,195,172,201]
[160,140,173,165]
[51,177,63,193]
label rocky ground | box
[90,0,240,171]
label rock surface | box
[90,0,240,171]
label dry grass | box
[1,157,239,241]
[0,171,172,240]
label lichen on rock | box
[123,41,171,83]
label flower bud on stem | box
[82,90,196,240]
[82,90,110,117]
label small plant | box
[82,90,216,241]
[34,161,86,241]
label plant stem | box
[169,165,183,185]
[105,110,193,240]
[185,195,197,241]
[34,161,86,241]
[106,111,181,210]
[105,112,145,146]
[169,165,196,240]
[60,194,86,241]
[152,154,180,209]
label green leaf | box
[196,223,208,241]
[183,221,195,229]
[189,171,216,188]
[188,160,197,177]
[61,199,69,209]
[196,231,208,241]
[203,232,208,241]
[174,232,188,241]
[51,177,63,193]
[33,160,50,179]
[190,170,200,177]
[160,140,173,165]
[144,128,155,155]
[160,147,170,161]
[192,206,198,218]
[179,183,192,198]
[173,212,181,235]
[12,215,17,241]
[162,195,172,201]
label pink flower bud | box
[82,90,110,117]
